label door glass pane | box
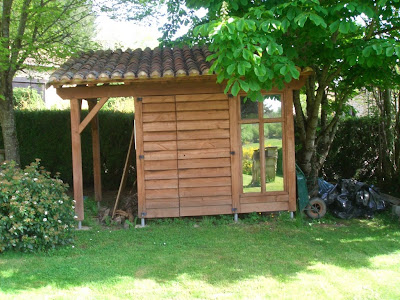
[264,123,284,191]
[240,97,258,120]
[241,124,261,193]
[263,94,282,118]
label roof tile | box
[49,45,214,85]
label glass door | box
[240,95,284,194]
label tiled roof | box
[49,45,214,85]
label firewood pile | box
[98,190,138,228]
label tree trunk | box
[0,74,20,164]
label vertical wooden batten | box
[229,95,240,213]
[70,98,84,221]
[135,97,146,218]
[285,89,297,211]
[88,99,102,205]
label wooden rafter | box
[78,97,109,134]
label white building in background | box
[12,72,66,109]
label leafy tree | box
[107,0,400,192]
[369,87,400,189]
[13,87,44,110]
[0,0,97,163]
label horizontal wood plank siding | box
[176,94,228,102]
[178,158,231,169]
[142,96,178,212]
[240,202,289,213]
[143,112,176,122]
[180,205,232,216]
[180,196,232,207]
[178,148,230,159]
[144,170,178,180]
[142,102,175,113]
[177,110,229,121]
[144,141,177,151]
[146,188,178,199]
[179,177,231,188]
[146,198,179,209]
[177,139,230,150]
[178,167,231,178]
[146,208,179,218]
[174,93,233,217]
[177,120,229,131]
[145,179,178,189]
[177,129,230,140]
[176,100,228,111]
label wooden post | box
[259,101,266,193]
[229,95,240,213]
[285,89,297,211]
[88,99,102,204]
[135,97,146,218]
[70,99,84,220]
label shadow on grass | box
[1,216,399,293]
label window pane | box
[241,124,261,193]
[263,94,282,118]
[264,123,284,191]
[240,96,258,119]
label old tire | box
[305,197,327,219]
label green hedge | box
[1,111,397,193]
[322,117,380,183]
[0,110,134,189]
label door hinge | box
[230,151,235,155]
[139,155,144,159]
[228,94,233,98]
[137,97,143,102]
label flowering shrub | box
[0,160,75,252]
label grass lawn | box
[1,212,400,299]
[243,174,284,192]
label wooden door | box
[176,94,233,216]
[136,93,236,218]
[137,95,179,218]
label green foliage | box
[12,87,44,110]
[323,117,380,182]
[102,97,135,112]
[0,160,75,253]
[322,116,400,195]
[241,124,259,144]
[0,110,135,189]
[242,159,252,175]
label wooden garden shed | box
[49,45,310,224]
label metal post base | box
[234,213,238,223]
[97,202,101,209]
[141,218,145,227]
[78,221,82,230]
[290,211,294,219]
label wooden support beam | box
[229,95,241,213]
[78,97,108,134]
[88,100,102,204]
[135,98,146,218]
[112,125,135,218]
[70,99,84,221]
[285,89,297,211]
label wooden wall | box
[136,93,234,218]
[135,88,297,218]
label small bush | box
[13,87,44,110]
[0,160,75,252]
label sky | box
[94,8,207,50]
[94,15,161,50]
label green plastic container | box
[296,164,309,212]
